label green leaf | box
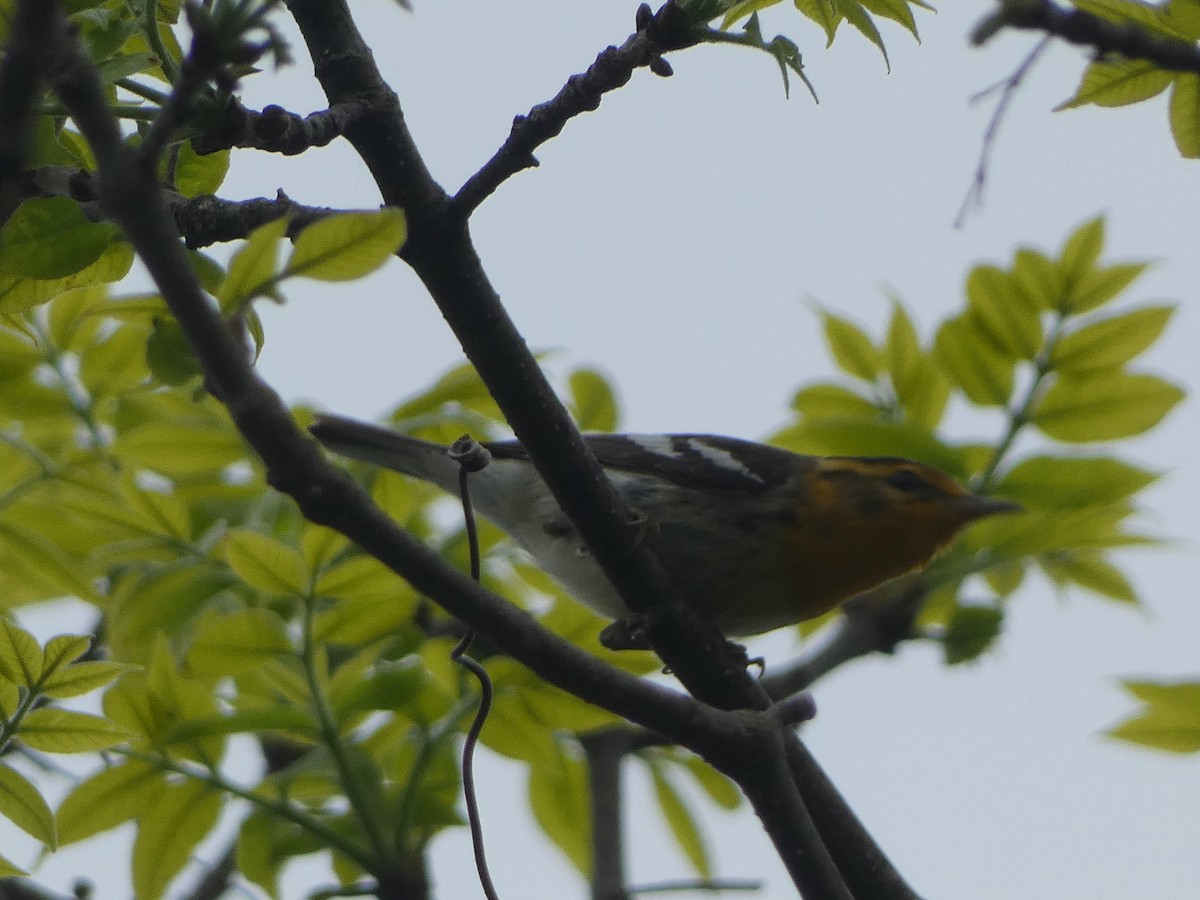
[1041,552,1138,604]
[145,316,202,385]
[995,455,1159,509]
[646,757,711,877]
[161,706,316,744]
[569,368,618,432]
[1057,59,1173,109]
[41,660,135,699]
[791,383,879,420]
[1067,262,1149,314]
[0,241,133,316]
[1109,680,1200,753]
[18,708,132,752]
[186,608,293,677]
[1011,248,1063,310]
[172,142,230,197]
[0,853,27,877]
[114,421,246,478]
[0,519,98,603]
[1059,217,1106,289]
[285,209,406,282]
[57,760,163,846]
[528,741,591,875]
[217,216,289,312]
[132,779,223,900]
[820,310,880,381]
[1050,304,1173,373]
[943,604,1003,665]
[932,312,1015,406]
[0,761,56,847]
[224,530,307,595]
[1170,73,1200,156]
[331,659,425,721]
[0,328,42,381]
[965,264,1041,359]
[1033,372,1183,441]
[40,634,91,680]
[679,753,741,810]
[0,198,116,279]
[236,810,287,900]
[0,619,43,687]
[792,0,841,44]
[772,417,965,476]
[886,303,949,426]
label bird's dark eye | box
[886,469,927,493]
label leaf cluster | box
[774,217,1179,663]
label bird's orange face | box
[776,458,1019,620]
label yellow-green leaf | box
[569,368,618,432]
[19,708,132,753]
[115,422,245,478]
[0,619,43,687]
[1050,304,1173,373]
[966,264,1041,359]
[1056,59,1173,109]
[217,216,289,312]
[0,197,116,279]
[41,660,135,699]
[185,608,293,677]
[132,780,223,900]
[285,209,406,282]
[646,758,711,878]
[40,634,91,681]
[943,605,1003,665]
[1042,552,1137,604]
[57,760,163,845]
[1067,262,1149,313]
[820,310,879,381]
[224,530,307,595]
[1109,680,1200,753]
[995,455,1159,508]
[0,761,56,848]
[933,313,1014,406]
[1170,73,1200,157]
[1033,372,1183,441]
[791,383,878,420]
[528,742,591,875]
[0,852,27,878]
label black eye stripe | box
[886,469,927,492]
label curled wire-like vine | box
[448,435,500,900]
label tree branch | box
[974,0,1200,74]
[193,98,372,155]
[0,0,54,228]
[454,2,699,214]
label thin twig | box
[955,37,1049,227]
[454,2,698,214]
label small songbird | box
[310,415,1019,639]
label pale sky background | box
[12,0,1200,898]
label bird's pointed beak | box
[960,495,1023,521]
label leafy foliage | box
[773,217,1178,661]
[1055,0,1200,157]
[0,0,1186,895]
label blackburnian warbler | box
[310,415,1019,638]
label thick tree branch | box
[278,1,924,896]
[454,2,699,214]
[193,98,372,155]
[975,0,1200,74]
[0,0,53,228]
[37,0,724,761]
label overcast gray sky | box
[13,1,1200,897]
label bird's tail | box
[309,414,461,493]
